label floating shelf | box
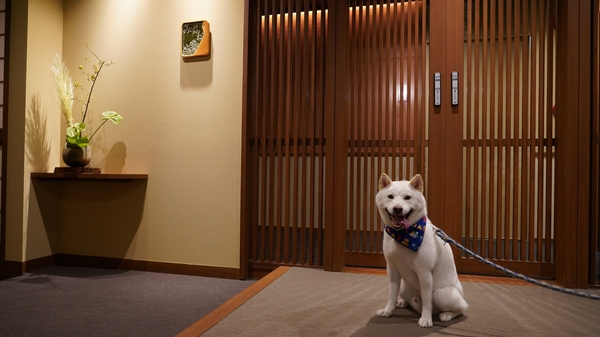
[31,172,148,182]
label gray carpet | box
[0,266,255,337]
[202,267,600,337]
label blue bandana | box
[385,217,427,252]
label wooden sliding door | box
[455,0,557,277]
[243,0,562,279]
[244,0,330,275]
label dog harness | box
[384,217,427,252]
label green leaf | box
[66,136,79,147]
[101,111,123,124]
[77,135,89,147]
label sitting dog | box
[375,173,468,328]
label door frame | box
[555,0,592,288]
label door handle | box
[434,72,441,106]
[451,71,459,106]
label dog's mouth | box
[387,209,414,229]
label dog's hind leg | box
[376,265,401,317]
[398,280,420,310]
[433,286,468,322]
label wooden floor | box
[176,266,561,336]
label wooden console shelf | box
[31,172,148,182]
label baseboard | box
[4,254,242,280]
[2,255,56,276]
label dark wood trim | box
[239,0,251,280]
[176,266,290,337]
[591,0,600,286]
[1,255,55,276]
[445,0,465,262]
[556,0,592,288]
[0,0,10,278]
[577,0,593,288]
[330,0,349,272]
[323,1,338,271]
[54,254,242,279]
[2,254,244,280]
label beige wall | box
[7,0,64,262]
[8,0,245,270]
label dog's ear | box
[378,173,392,190]
[410,174,424,193]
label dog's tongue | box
[393,214,413,229]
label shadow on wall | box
[26,94,52,172]
[180,33,213,88]
[31,179,148,260]
[29,179,61,255]
[104,141,127,174]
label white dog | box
[375,173,468,328]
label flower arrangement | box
[50,43,123,149]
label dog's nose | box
[393,206,403,214]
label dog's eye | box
[387,195,394,199]
[404,195,412,200]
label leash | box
[433,227,600,300]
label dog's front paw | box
[418,317,433,328]
[376,308,394,317]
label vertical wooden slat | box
[512,0,520,261]
[419,0,426,177]
[252,0,263,263]
[283,0,292,264]
[391,1,398,178]
[506,0,513,260]
[318,5,326,266]
[348,3,356,253]
[474,0,481,255]
[275,0,284,263]
[506,0,517,261]
[544,0,554,264]
[397,1,404,178]
[300,0,309,264]
[593,0,600,284]
[465,0,473,254]
[260,0,269,263]
[496,0,505,260]
[356,2,369,252]
[491,0,500,259]
[517,0,527,262]
[408,0,413,177]
[524,0,532,262]
[291,3,301,264]
[482,0,489,257]
[268,0,277,263]
[370,0,376,253]
[375,1,384,254]
[308,0,317,265]
[529,0,547,261]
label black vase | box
[62,142,91,167]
